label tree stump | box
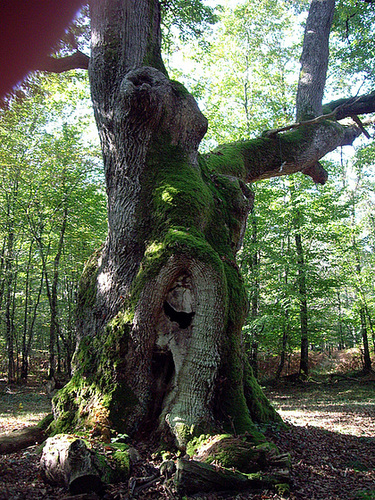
[40,435,104,495]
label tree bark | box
[359,307,372,373]
[40,435,104,495]
[296,0,335,120]
[37,207,68,379]
[175,457,290,495]
[295,228,309,377]
[0,426,46,455]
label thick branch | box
[39,50,89,73]
[264,92,375,138]
[323,92,375,120]
[206,120,361,185]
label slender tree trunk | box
[5,224,16,383]
[20,268,44,382]
[0,239,6,313]
[20,242,33,382]
[363,301,375,355]
[295,228,309,377]
[289,181,309,378]
[360,307,372,373]
[351,193,372,373]
[37,207,68,379]
[337,291,344,350]
[276,235,291,380]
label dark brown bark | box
[39,51,89,73]
[175,457,290,495]
[0,426,46,455]
[37,207,68,379]
[292,199,309,378]
[360,307,372,373]
[20,267,44,381]
[5,207,16,384]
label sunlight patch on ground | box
[276,407,375,437]
[0,385,52,435]
[0,412,50,434]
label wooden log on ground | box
[0,425,46,455]
[40,434,104,495]
[175,457,290,495]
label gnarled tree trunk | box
[52,0,374,451]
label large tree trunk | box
[53,0,280,449]
[52,0,371,451]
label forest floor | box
[0,376,374,499]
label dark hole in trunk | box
[141,348,175,435]
[163,300,195,329]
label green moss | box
[52,310,137,436]
[48,410,77,435]
[37,413,54,430]
[186,434,213,457]
[275,483,290,496]
[57,107,286,443]
[173,423,203,450]
[98,444,131,483]
[204,125,322,184]
[191,434,271,472]
[243,359,283,425]
[76,248,101,313]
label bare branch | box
[264,111,338,138]
[38,50,89,73]
[264,92,375,138]
[325,92,375,120]
[351,115,371,139]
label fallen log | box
[0,426,45,455]
[0,414,53,455]
[175,457,290,495]
[40,435,104,495]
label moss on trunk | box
[52,68,281,450]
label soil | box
[0,377,374,499]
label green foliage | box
[0,71,107,381]
[166,0,301,148]
[161,0,218,48]
[331,0,375,92]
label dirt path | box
[0,380,374,499]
